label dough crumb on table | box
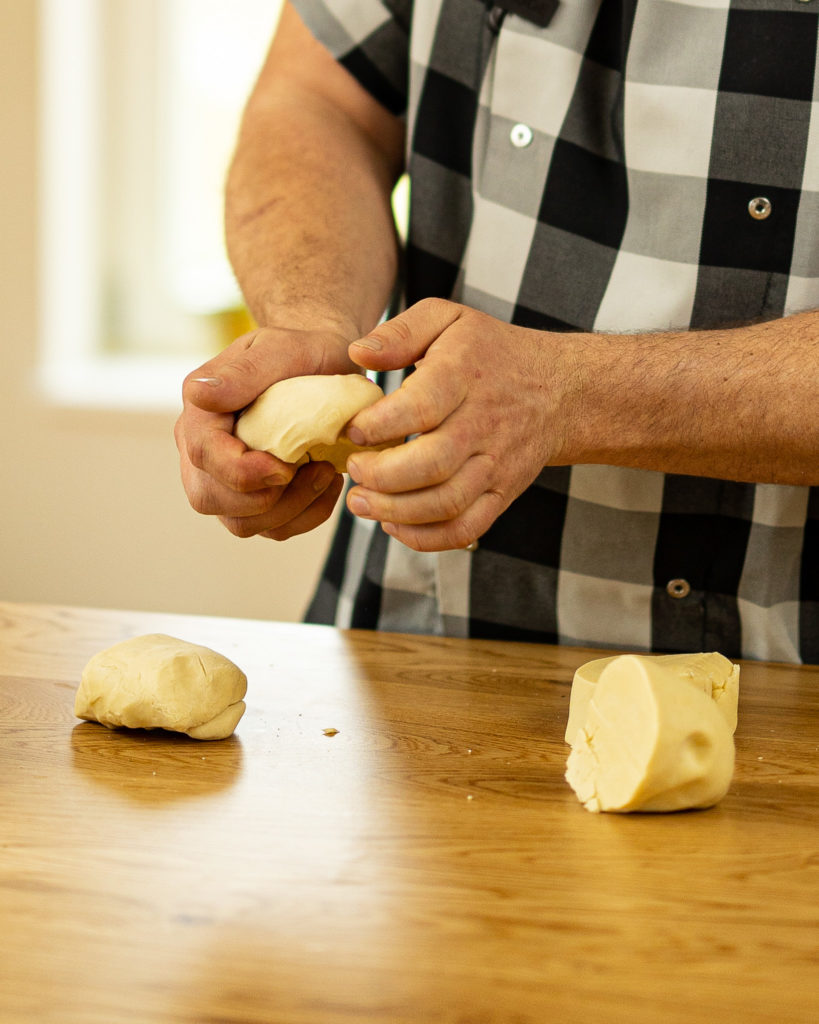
[564,652,740,813]
[74,634,247,741]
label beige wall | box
[0,0,334,621]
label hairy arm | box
[567,310,819,486]
[176,3,405,540]
[224,3,404,339]
[341,301,819,552]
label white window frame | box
[37,0,279,412]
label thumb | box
[183,326,354,413]
[349,298,462,371]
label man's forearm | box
[566,309,819,486]
[225,9,403,345]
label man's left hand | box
[344,298,577,551]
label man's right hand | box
[175,324,357,541]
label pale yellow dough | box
[74,634,247,740]
[565,651,740,745]
[235,373,401,472]
[564,653,740,813]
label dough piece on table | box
[235,373,401,473]
[74,634,247,740]
[564,654,738,813]
[564,651,740,745]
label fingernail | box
[190,376,223,386]
[264,473,289,487]
[382,522,397,536]
[347,458,361,482]
[352,335,382,352]
[347,427,365,446]
[348,494,370,517]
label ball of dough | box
[564,653,738,813]
[74,634,247,741]
[234,373,401,472]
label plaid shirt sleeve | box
[291,0,411,115]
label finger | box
[346,453,496,525]
[380,491,505,553]
[183,325,356,414]
[183,328,289,414]
[177,419,294,517]
[177,406,296,493]
[347,423,473,493]
[346,352,467,450]
[260,473,345,542]
[348,297,463,372]
[219,462,341,539]
[181,462,288,519]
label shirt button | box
[748,196,772,220]
[666,578,691,599]
[487,4,505,29]
[510,123,533,148]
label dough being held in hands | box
[74,634,247,740]
[235,373,401,472]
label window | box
[38,0,282,410]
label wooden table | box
[1,602,817,1024]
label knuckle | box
[260,528,288,542]
[436,481,469,522]
[449,518,480,550]
[391,527,425,552]
[378,314,414,348]
[224,452,274,494]
[230,327,265,359]
[217,515,242,536]
[486,483,510,515]
[351,449,392,492]
[188,488,212,515]
[226,351,263,383]
[219,515,258,539]
[417,296,454,320]
[404,386,440,432]
[425,435,461,483]
[186,436,208,472]
[361,455,391,493]
[223,464,258,494]
[219,329,269,380]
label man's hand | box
[175,324,357,541]
[194,4,406,544]
[343,299,576,552]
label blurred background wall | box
[0,0,335,621]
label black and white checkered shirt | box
[294,0,819,663]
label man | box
[175,0,819,661]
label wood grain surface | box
[1,601,817,1024]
